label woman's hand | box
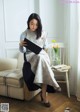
[19,40,27,47]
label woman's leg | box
[41,84,48,103]
[41,84,51,107]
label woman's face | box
[29,19,38,32]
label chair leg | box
[66,72,70,98]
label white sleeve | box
[19,33,26,53]
[43,32,48,49]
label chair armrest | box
[17,52,24,69]
[0,58,18,71]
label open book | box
[24,38,42,54]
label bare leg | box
[40,84,51,107]
[41,84,48,103]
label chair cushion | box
[6,69,23,88]
[0,70,14,84]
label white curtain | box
[76,4,80,101]
[64,3,80,101]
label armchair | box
[0,52,41,100]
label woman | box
[19,13,61,107]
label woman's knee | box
[37,54,50,64]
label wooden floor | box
[0,92,80,112]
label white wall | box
[0,0,31,58]
[39,0,64,42]
[0,0,65,58]
[4,0,30,42]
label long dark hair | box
[27,13,42,39]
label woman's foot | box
[40,92,51,107]
[43,101,51,107]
